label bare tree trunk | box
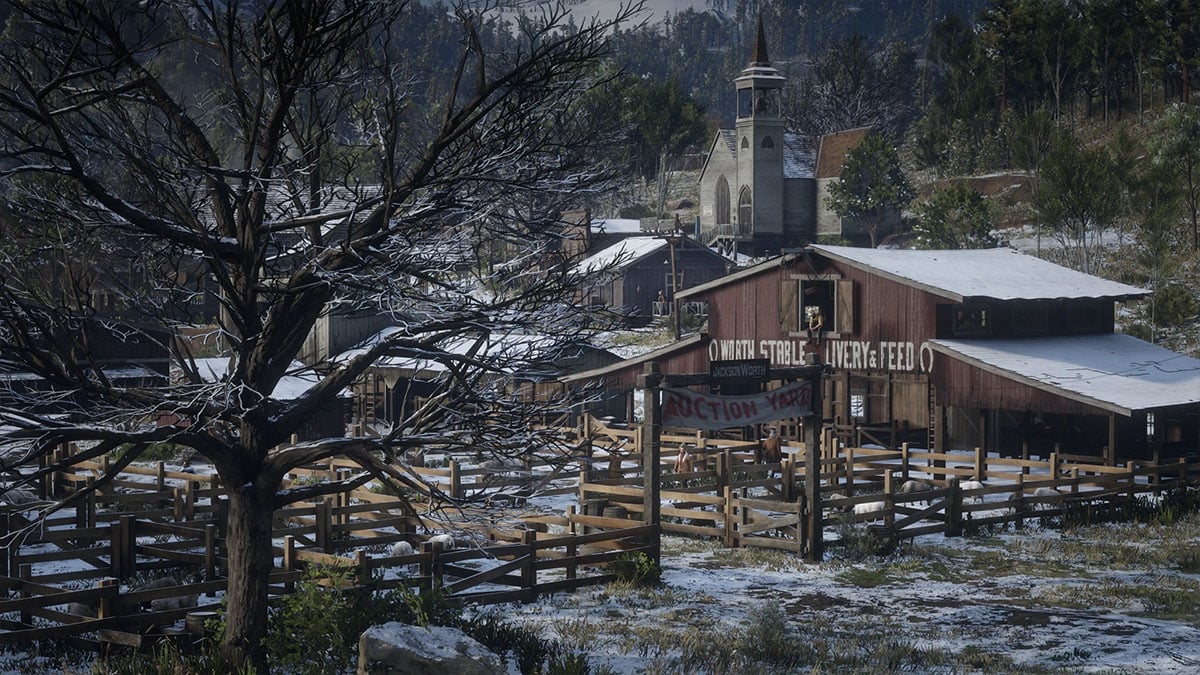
[223,483,277,671]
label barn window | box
[715,175,731,224]
[741,136,749,149]
[952,305,991,336]
[761,136,775,148]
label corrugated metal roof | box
[812,245,1148,302]
[930,334,1200,415]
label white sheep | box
[1031,486,1062,510]
[960,480,986,505]
[427,533,456,550]
[150,594,199,613]
[853,500,887,517]
[898,479,932,494]
[390,540,414,557]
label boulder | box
[358,623,504,675]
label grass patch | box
[706,546,802,571]
[834,566,906,588]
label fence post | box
[639,362,662,567]
[204,523,217,585]
[110,519,124,579]
[844,445,854,497]
[900,443,910,480]
[317,498,332,553]
[521,529,537,599]
[945,477,962,537]
[184,480,196,520]
[974,447,985,481]
[567,505,577,536]
[723,486,736,548]
[1049,452,1060,489]
[419,541,433,585]
[121,515,136,578]
[19,564,32,626]
[1126,461,1137,501]
[449,459,461,500]
[804,404,823,563]
[96,577,118,621]
[782,451,795,502]
[283,535,296,593]
[1070,467,1080,494]
[156,461,165,492]
[1013,477,1026,531]
[566,535,577,586]
[430,539,445,588]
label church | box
[698,19,885,256]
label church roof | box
[719,129,737,155]
[815,127,872,179]
[783,134,816,179]
[750,15,770,67]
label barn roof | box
[811,245,1149,302]
[930,334,1200,416]
[190,357,345,400]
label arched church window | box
[715,175,730,224]
[741,136,749,150]
[761,136,774,149]
[738,186,752,233]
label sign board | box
[709,358,770,383]
[662,380,812,430]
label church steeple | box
[750,14,770,67]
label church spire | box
[750,14,770,67]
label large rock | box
[358,623,505,675]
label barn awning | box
[929,334,1200,416]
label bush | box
[608,552,661,587]
[1152,284,1200,328]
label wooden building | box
[573,235,732,322]
[565,245,1200,461]
[344,329,625,431]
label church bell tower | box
[734,16,786,247]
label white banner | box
[661,381,813,430]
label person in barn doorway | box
[805,306,824,345]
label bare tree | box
[0,0,639,668]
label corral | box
[2,412,1197,652]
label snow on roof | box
[718,129,737,155]
[812,245,1149,302]
[930,334,1200,415]
[591,218,642,234]
[336,328,597,378]
[570,236,667,276]
[190,357,341,400]
[783,132,816,179]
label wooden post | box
[723,486,736,548]
[204,524,217,585]
[803,391,823,563]
[283,535,296,593]
[521,529,537,597]
[1106,414,1118,466]
[974,447,985,481]
[1049,452,1060,489]
[1126,461,1137,501]
[109,519,124,578]
[1013,476,1026,530]
[317,498,332,553]
[1070,467,1080,494]
[19,564,32,626]
[781,451,795,502]
[566,535,577,585]
[844,445,854,497]
[449,459,461,500]
[173,487,184,521]
[639,362,662,566]
[567,505,577,536]
[96,577,118,621]
[945,477,962,537]
[901,443,910,480]
[156,461,165,492]
[184,480,196,520]
[121,515,136,578]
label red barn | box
[567,245,1200,461]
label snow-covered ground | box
[500,522,1200,673]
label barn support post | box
[638,362,662,566]
[1106,414,1118,466]
[803,384,823,563]
[945,477,962,537]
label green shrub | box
[1152,284,1199,327]
[608,552,661,587]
